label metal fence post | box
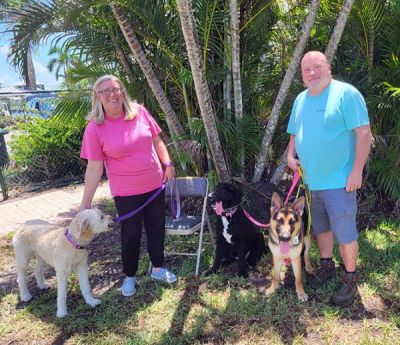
[0,129,9,201]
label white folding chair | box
[163,176,211,276]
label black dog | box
[207,183,265,277]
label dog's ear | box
[77,218,91,238]
[270,192,282,214]
[225,183,242,202]
[293,196,305,217]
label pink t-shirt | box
[81,104,164,196]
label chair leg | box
[195,226,206,276]
[206,216,215,248]
[195,250,201,277]
[148,261,153,274]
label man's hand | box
[287,135,300,173]
[346,125,372,193]
[346,170,362,192]
[287,155,301,173]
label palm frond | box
[51,92,91,127]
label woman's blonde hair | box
[87,75,139,124]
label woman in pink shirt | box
[80,75,177,297]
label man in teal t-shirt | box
[287,51,372,306]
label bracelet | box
[163,161,174,168]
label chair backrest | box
[165,177,208,198]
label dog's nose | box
[279,236,291,242]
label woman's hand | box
[164,165,175,181]
[78,204,92,212]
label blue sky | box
[0,27,61,89]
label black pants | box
[114,188,165,277]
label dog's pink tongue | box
[280,242,290,255]
[215,201,224,216]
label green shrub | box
[8,118,86,182]
[0,115,16,129]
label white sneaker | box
[151,268,177,284]
[121,276,136,297]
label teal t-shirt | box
[287,80,369,190]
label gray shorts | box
[310,188,358,244]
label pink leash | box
[242,170,301,228]
[284,170,300,205]
[243,210,270,228]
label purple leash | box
[169,178,181,219]
[116,183,166,222]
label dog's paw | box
[20,292,33,302]
[87,298,101,307]
[304,264,314,275]
[205,269,216,276]
[38,282,51,290]
[56,308,68,318]
[297,292,308,302]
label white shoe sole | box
[122,289,136,297]
[151,275,177,284]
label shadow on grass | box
[156,278,201,344]
[151,249,311,344]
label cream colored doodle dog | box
[13,208,113,318]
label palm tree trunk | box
[110,33,136,86]
[176,0,230,182]
[110,2,184,137]
[223,1,232,121]
[230,0,243,122]
[367,26,374,71]
[230,0,244,176]
[269,146,288,186]
[26,45,37,90]
[252,0,321,183]
[325,0,356,64]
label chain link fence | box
[0,84,86,200]
[0,84,62,119]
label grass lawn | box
[1,205,399,344]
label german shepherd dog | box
[266,192,313,301]
[207,183,265,277]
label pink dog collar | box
[64,228,87,250]
[213,202,238,217]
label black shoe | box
[308,259,337,289]
[331,272,358,307]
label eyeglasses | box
[97,87,122,96]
